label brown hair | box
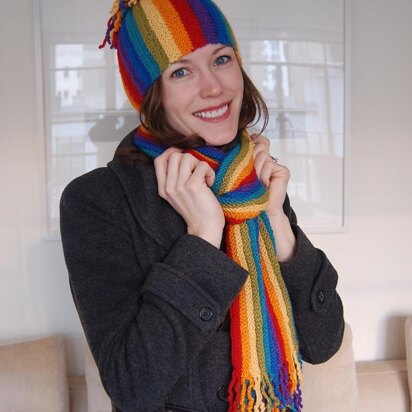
[117,66,269,162]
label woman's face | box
[161,44,244,146]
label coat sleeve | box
[280,196,345,364]
[60,169,248,411]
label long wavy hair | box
[117,66,269,162]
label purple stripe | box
[189,0,221,44]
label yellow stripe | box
[232,226,252,370]
[140,1,182,63]
[151,0,194,54]
[223,133,253,192]
[260,220,296,338]
[259,220,301,388]
[260,240,297,389]
[233,225,265,409]
[239,223,268,377]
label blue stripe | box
[246,220,277,374]
[118,27,149,96]
[212,143,241,194]
[134,129,165,157]
[124,10,160,82]
[261,212,277,255]
[196,145,226,163]
[218,182,266,205]
[202,0,233,46]
[247,219,288,406]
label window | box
[36,0,348,234]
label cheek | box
[236,72,244,95]
[162,97,193,135]
[227,67,244,100]
[162,82,190,114]
[162,88,180,126]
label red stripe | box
[238,168,257,187]
[228,295,243,408]
[118,55,143,109]
[169,0,207,50]
[264,284,291,389]
[229,297,242,371]
[186,149,219,170]
[138,126,153,138]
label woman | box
[60,1,344,411]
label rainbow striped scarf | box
[134,126,303,411]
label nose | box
[198,68,223,99]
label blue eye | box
[171,68,188,78]
[215,55,230,65]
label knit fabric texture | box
[134,125,303,411]
[100,0,239,112]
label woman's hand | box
[154,148,225,248]
[251,134,290,218]
[252,134,296,262]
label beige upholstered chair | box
[405,316,412,411]
[301,323,358,411]
[84,323,359,412]
[0,335,69,412]
[85,343,112,412]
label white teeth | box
[194,104,228,119]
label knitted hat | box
[100,0,240,112]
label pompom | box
[99,0,136,50]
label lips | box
[193,102,231,122]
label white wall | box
[0,0,411,375]
[310,0,412,360]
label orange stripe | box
[151,0,193,55]
[259,235,298,390]
[233,158,254,187]
[140,1,179,62]
[230,226,253,373]
[118,56,143,110]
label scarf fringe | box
[228,371,303,412]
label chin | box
[204,135,237,147]
[202,126,239,147]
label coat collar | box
[108,130,186,250]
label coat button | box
[217,385,228,401]
[317,290,325,303]
[199,307,214,321]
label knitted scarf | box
[134,126,303,411]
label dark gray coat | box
[60,132,344,412]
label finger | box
[164,151,186,197]
[252,143,267,160]
[190,161,216,188]
[251,134,270,149]
[260,160,289,186]
[176,153,199,187]
[154,147,182,198]
[259,160,276,188]
[154,147,183,169]
[253,150,270,176]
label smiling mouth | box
[193,103,230,120]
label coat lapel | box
[108,147,187,251]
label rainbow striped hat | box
[100,0,239,112]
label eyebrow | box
[171,45,231,66]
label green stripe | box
[258,217,298,341]
[221,133,251,193]
[239,222,267,374]
[222,196,268,210]
[133,5,170,72]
